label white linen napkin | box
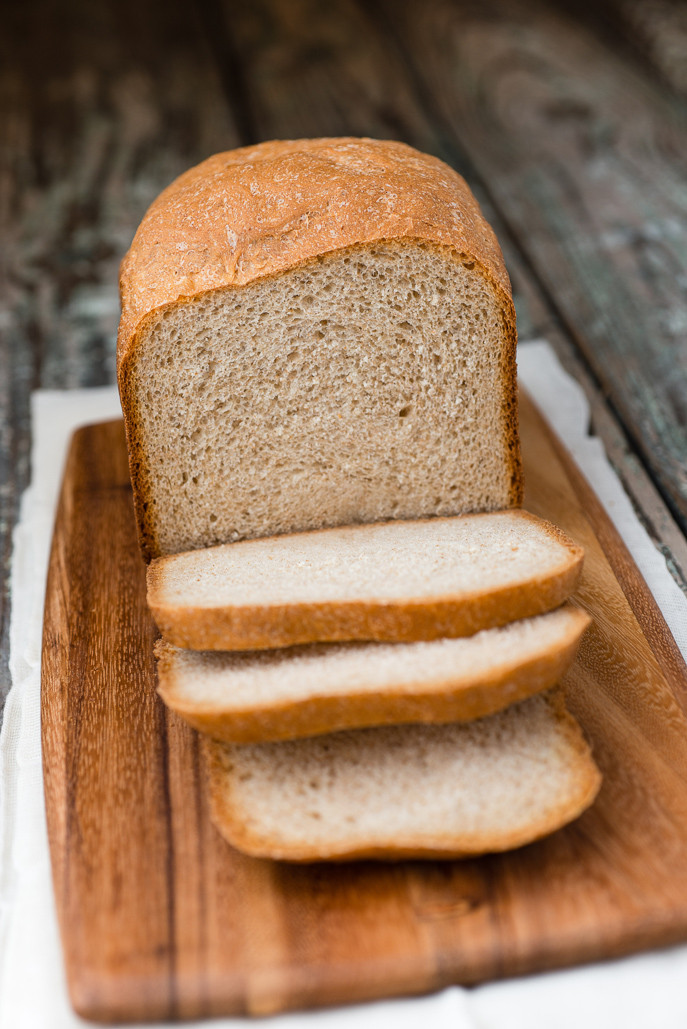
[1,340,686,1028]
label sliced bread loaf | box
[147,510,584,650]
[116,138,521,560]
[204,691,601,861]
[156,606,590,743]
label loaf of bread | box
[156,605,590,743]
[120,137,600,864]
[117,137,521,560]
[147,510,584,650]
[204,690,601,861]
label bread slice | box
[116,138,521,560]
[147,510,584,651]
[204,691,601,861]
[156,606,590,743]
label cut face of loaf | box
[156,606,591,743]
[205,691,602,861]
[117,139,520,560]
[124,243,517,557]
[147,510,585,650]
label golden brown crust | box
[202,695,602,862]
[117,138,513,370]
[116,138,521,559]
[147,511,584,651]
[150,572,581,651]
[156,608,591,743]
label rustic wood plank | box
[571,0,687,98]
[0,0,240,711]
[1,0,239,385]
[371,0,687,537]
[203,0,439,151]
[42,402,687,1022]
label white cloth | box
[1,340,687,1028]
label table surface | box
[2,0,687,718]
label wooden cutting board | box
[41,391,687,1023]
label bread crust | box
[116,138,521,560]
[203,692,602,862]
[147,511,585,651]
[155,607,591,743]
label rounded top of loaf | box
[117,137,513,368]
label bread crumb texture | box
[160,606,588,709]
[206,692,601,859]
[118,139,519,557]
[150,511,579,607]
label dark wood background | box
[2,0,687,715]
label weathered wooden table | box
[2,0,686,711]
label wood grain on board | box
[41,393,687,1023]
